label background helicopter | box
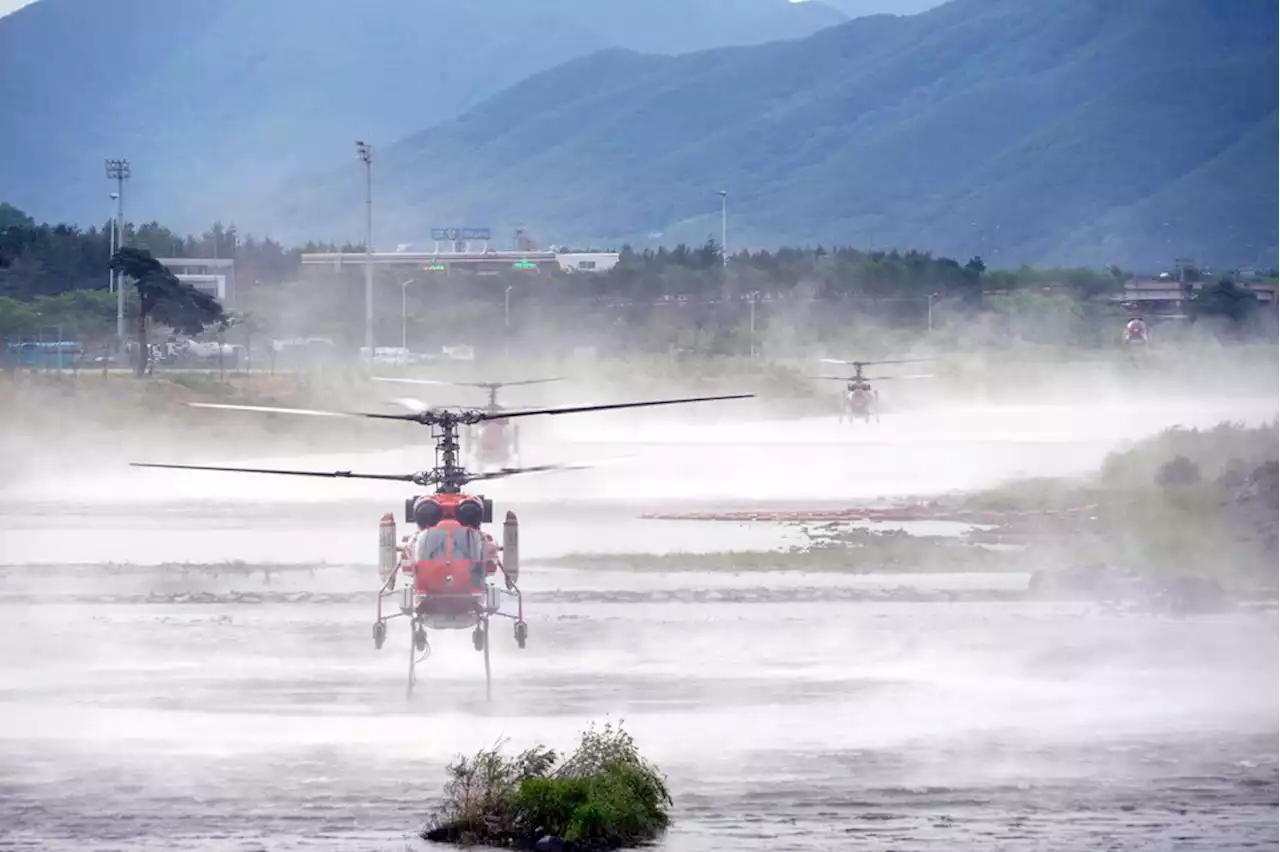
[811,358,937,423]
[129,391,752,701]
[372,376,564,469]
[1123,314,1151,347]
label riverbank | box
[559,422,1279,604]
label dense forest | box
[1,203,1274,360]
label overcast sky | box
[1,0,945,19]
[0,0,35,16]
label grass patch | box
[540,528,1028,574]
[938,421,1279,590]
[423,722,671,852]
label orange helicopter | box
[130,391,752,701]
[1123,315,1150,346]
[811,358,937,424]
[372,376,564,470]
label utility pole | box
[399,278,415,350]
[356,140,374,365]
[718,189,728,268]
[108,192,119,294]
[105,158,130,349]
[504,284,513,364]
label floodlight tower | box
[356,140,374,364]
[108,192,119,294]
[105,158,131,345]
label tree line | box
[1,202,1274,362]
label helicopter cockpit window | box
[414,529,449,561]
[451,527,484,562]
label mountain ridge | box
[0,0,847,230]
[253,0,1276,270]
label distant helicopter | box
[373,376,564,469]
[1123,315,1150,346]
[129,390,752,701]
[811,358,936,423]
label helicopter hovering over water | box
[129,391,752,701]
[811,358,936,423]
[372,376,564,470]
[1122,315,1151,346]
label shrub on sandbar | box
[422,721,672,851]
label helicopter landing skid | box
[406,617,431,700]
[377,582,528,702]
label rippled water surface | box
[1,504,1277,851]
[2,399,1277,850]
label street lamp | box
[718,189,728,268]
[504,284,513,363]
[399,278,415,350]
[927,292,940,332]
[105,158,130,348]
[356,140,374,364]
[108,192,119,294]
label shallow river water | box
[1,400,1277,850]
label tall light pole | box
[399,278,415,350]
[108,192,119,294]
[105,158,130,347]
[928,292,940,332]
[718,189,728,268]
[356,140,374,364]
[504,284,513,363]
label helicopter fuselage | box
[468,418,518,468]
[393,515,504,630]
[841,385,878,423]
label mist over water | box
[0,361,1276,850]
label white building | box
[555,252,620,273]
[158,257,235,301]
[299,249,620,276]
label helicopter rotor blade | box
[129,462,430,484]
[863,374,936,381]
[371,377,455,388]
[818,357,937,367]
[463,460,593,482]
[187,402,359,418]
[188,400,431,424]
[387,397,430,413]
[372,376,565,390]
[477,393,754,422]
[476,377,566,389]
[188,394,755,426]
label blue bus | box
[3,340,86,370]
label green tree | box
[1189,276,1260,326]
[0,203,35,231]
[109,246,227,376]
[0,296,39,339]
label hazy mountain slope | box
[259,0,1275,270]
[821,0,945,17]
[0,0,845,231]
[1046,110,1280,271]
